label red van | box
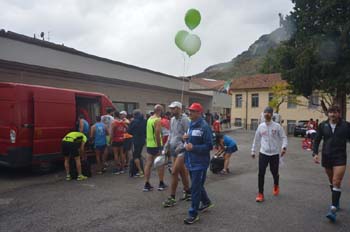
[0,82,115,167]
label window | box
[268,93,274,102]
[234,118,242,127]
[251,94,259,108]
[113,102,138,114]
[287,120,296,135]
[287,96,297,108]
[235,94,242,108]
[309,94,319,108]
[250,118,259,130]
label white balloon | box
[182,34,201,57]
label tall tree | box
[262,0,350,117]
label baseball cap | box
[168,101,182,108]
[120,111,127,115]
[188,103,203,113]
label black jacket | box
[128,113,146,145]
[313,119,350,158]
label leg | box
[199,169,210,205]
[325,168,334,190]
[133,143,144,173]
[119,147,125,169]
[223,153,231,172]
[102,146,109,166]
[188,170,201,217]
[113,147,119,169]
[269,155,280,186]
[157,160,165,182]
[64,156,70,175]
[74,156,82,175]
[178,156,190,192]
[331,165,346,207]
[170,156,180,196]
[258,153,269,194]
[144,154,154,183]
[95,149,102,173]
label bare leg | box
[75,156,82,175]
[95,150,102,172]
[135,158,143,173]
[144,154,154,183]
[178,157,190,191]
[332,166,346,188]
[224,153,231,172]
[158,162,165,182]
[113,147,120,169]
[64,157,70,175]
[170,156,179,196]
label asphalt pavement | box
[0,130,349,232]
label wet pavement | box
[0,130,349,232]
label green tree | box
[262,0,350,117]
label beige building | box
[229,73,350,134]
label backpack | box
[210,156,224,174]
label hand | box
[183,133,189,141]
[281,148,286,157]
[185,143,193,151]
[313,154,320,164]
[251,153,256,159]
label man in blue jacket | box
[183,103,213,225]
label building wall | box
[0,66,212,114]
[231,89,330,132]
[0,36,189,91]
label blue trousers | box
[189,169,210,217]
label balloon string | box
[181,53,186,103]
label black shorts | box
[61,141,80,158]
[322,154,347,168]
[112,142,124,147]
[147,147,162,156]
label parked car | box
[293,120,309,137]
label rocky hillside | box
[192,27,290,80]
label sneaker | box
[102,167,107,172]
[112,168,120,175]
[180,191,192,201]
[220,169,228,175]
[96,171,103,175]
[158,182,168,191]
[162,197,177,208]
[135,171,144,178]
[66,174,72,181]
[273,185,280,196]
[184,216,199,225]
[198,202,214,212]
[256,193,264,202]
[120,168,125,174]
[326,206,337,222]
[77,174,88,181]
[143,183,154,192]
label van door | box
[33,89,76,156]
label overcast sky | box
[0,0,294,77]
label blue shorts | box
[147,147,162,156]
[226,145,237,154]
[95,145,106,152]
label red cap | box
[188,103,203,113]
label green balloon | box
[185,9,201,30]
[175,30,189,52]
[183,34,201,57]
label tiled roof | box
[230,73,286,90]
[190,78,226,90]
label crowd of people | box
[60,102,350,224]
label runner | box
[183,103,213,225]
[162,101,191,208]
[251,106,288,202]
[61,131,88,181]
[101,108,114,168]
[128,109,146,177]
[143,104,167,192]
[312,105,350,222]
[120,111,132,169]
[215,133,238,175]
[111,111,127,175]
[90,116,109,174]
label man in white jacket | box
[251,106,288,202]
